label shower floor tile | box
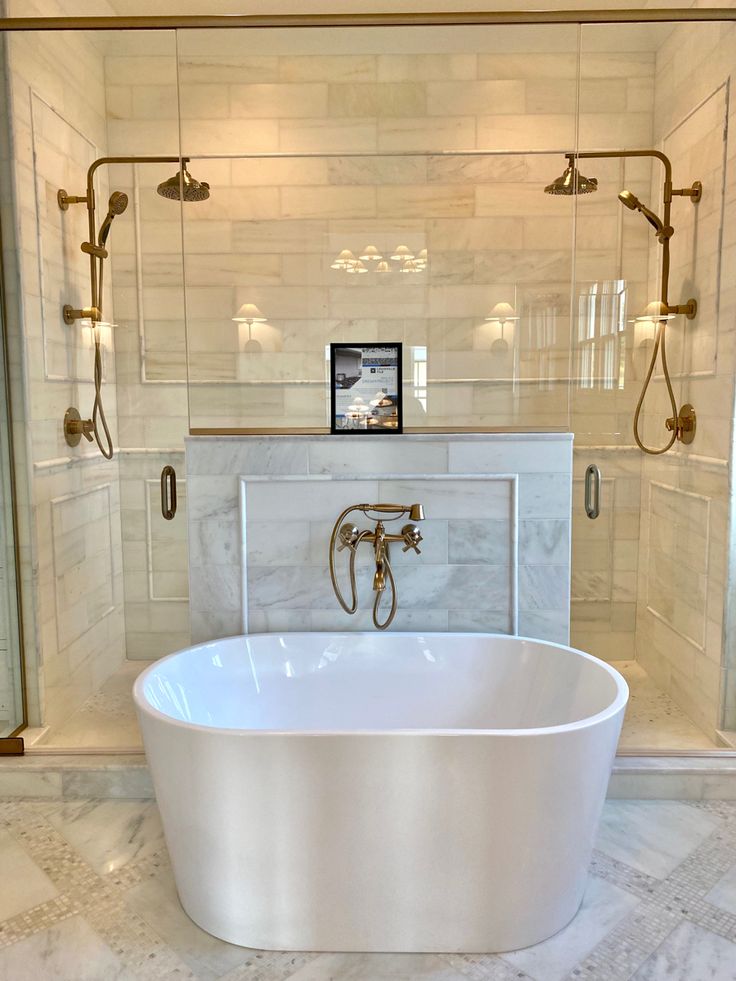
[0,799,735,981]
[612,661,719,752]
[32,656,718,754]
[36,661,152,750]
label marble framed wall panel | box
[186,433,572,645]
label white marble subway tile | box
[187,439,310,476]
[446,610,511,633]
[190,608,244,645]
[189,564,242,614]
[378,478,512,521]
[519,565,570,612]
[188,518,242,568]
[392,564,511,612]
[519,519,570,565]
[286,952,469,980]
[186,475,240,521]
[519,610,570,644]
[518,474,573,518]
[245,479,380,523]
[307,440,449,476]
[247,564,336,610]
[448,519,511,565]
[247,519,312,566]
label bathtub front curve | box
[134,632,628,953]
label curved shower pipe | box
[573,149,700,455]
[60,154,205,459]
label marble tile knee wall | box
[186,433,572,644]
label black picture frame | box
[330,343,403,434]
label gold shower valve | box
[64,407,94,447]
[665,403,697,445]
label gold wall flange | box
[63,304,100,325]
[57,188,87,211]
[671,180,702,204]
[668,297,698,320]
[64,407,94,447]
[666,403,697,445]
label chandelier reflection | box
[331,245,428,275]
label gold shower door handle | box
[161,466,177,520]
[584,464,601,519]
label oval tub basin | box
[134,631,628,953]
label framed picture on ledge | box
[330,343,403,434]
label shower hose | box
[633,318,678,456]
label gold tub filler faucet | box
[329,503,425,630]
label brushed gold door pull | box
[161,465,177,520]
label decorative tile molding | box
[645,481,711,653]
[50,484,115,653]
[186,434,572,645]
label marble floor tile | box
[0,914,138,981]
[283,952,470,980]
[42,799,164,875]
[0,828,58,920]
[595,800,721,878]
[705,861,736,916]
[631,920,736,980]
[499,874,640,981]
[122,863,257,981]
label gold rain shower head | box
[544,155,598,195]
[156,166,211,202]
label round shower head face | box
[156,168,210,202]
[544,163,598,196]
[618,189,640,211]
[108,191,129,215]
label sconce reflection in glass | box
[233,302,267,353]
[485,301,519,353]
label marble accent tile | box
[705,861,736,916]
[123,863,257,981]
[631,920,736,980]
[307,439,448,476]
[43,800,164,875]
[61,768,154,800]
[0,915,138,981]
[519,565,569,612]
[0,828,59,919]
[0,770,63,798]
[595,801,720,878]
[501,875,640,981]
[447,519,511,565]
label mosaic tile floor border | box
[0,799,734,979]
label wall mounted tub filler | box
[328,502,425,630]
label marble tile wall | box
[624,20,736,741]
[186,434,572,644]
[102,27,655,665]
[1,9,127,729]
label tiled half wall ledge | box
[185,433,573,644]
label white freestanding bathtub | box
[134,632,628,953]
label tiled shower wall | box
[2,2,127,728]
[632,19,736,740]
[104,26,654,659]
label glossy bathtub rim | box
[132,630,630,738]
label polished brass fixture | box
[544,155,598,195]
[329,502,425,630]
[545,148,701,454]
[59,154,210,459]
[156,166,210,202]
